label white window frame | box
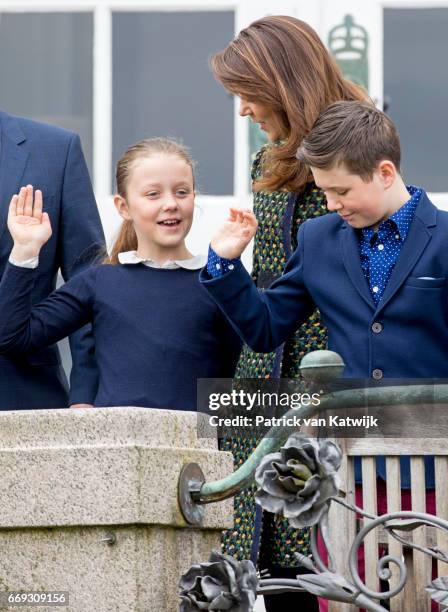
[375,0,448,210]
[0,0,298,259]
[2,0,447,239]
[302,0,448,211]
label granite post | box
[0,408,233,611]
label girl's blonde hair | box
[106,137,195,265]
[211,15,368,193]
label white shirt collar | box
[117,250,207,270]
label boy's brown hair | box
[296,101,401,180]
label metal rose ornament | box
[179,550,258,611]
[254,433,342,528]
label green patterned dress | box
[221,144,328,569]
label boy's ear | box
[114,194,131,220]
[377,159,397,188]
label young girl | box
[0,138,241,410]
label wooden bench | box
[326,438,448,612]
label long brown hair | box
[211,15,368,192]
[106,138,195,265]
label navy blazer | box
[201,191,448,379]
[0,111,105,409]
[201,191,447,489]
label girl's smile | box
[158,219,180,226]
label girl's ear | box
[114,195,131,220]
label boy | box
[200,101,448,380]
[202,102,443,608]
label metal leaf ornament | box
[426,576,448,607]
[179,550,258,611]
[254,433,342,528]
[296,572,388,612]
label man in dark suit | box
[0,110,105,409]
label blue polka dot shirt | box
[207,245,239,277]
[359,185,422,305]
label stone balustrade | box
[0,407,233,612]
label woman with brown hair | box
[211,15,367,612]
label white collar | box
[118,250,207,270]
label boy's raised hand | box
[8,185,52,262]
[211,208,258,259]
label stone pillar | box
[0,408,233,612]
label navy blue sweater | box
[0,263,241,410]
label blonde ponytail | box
[104,220,138,265]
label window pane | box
[384,9,448,192]
[113,11,234,195]
[0,12,93,174]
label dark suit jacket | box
[0,111,104,409]
[200,190,448,379]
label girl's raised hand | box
[8,186,52,261]
[210,208,258,259]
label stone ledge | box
[0,408,233,529]
[0,407,215,449]
[0,407,234,611]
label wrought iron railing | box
[178,350,448,611]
